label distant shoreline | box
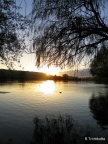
[0,69,93,82]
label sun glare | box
[39,81,55,94]
[38,65,60,75]
[25,64,60,75]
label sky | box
[0,0,91,75]
[0,0,61,74]
[0,0,63,75]
[1,0,35,70]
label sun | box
[25,64,60,75]
[39,65,60,75]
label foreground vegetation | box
[30,115,107,144]
[1,115,108,144]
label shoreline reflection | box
[89,92,108,129]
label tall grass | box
[30,115,107,144]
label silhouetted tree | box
[0,0,28,69]
[31,0,108,68]
[90,45,108,81]
[62,74,69,80]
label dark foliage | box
[31,0,108,68]
[0,0,28,69]
[30,115,107,144]
[90,45,108,81]
[62,74,69,80]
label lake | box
[0,80,108,143]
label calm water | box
[0,80,108,143]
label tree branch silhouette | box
[31,0,108,68]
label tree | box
[62,74,69,80]
[90,45,108,80]
[31,0,108,68]
[0,0,27,69]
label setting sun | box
[24,62,60,75]
[38,65,60,75]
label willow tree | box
[31,0,108,68]
[0,0,28,69]
[90,46,108,80]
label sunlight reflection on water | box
[0,81,108,144]
[39,80,55,94]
